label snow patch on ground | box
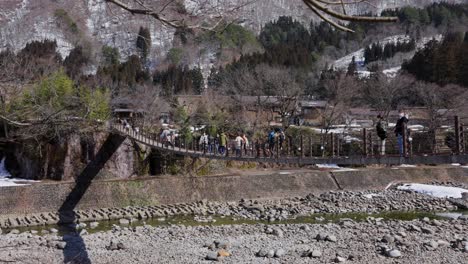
[316,164,356,172]
[363,193,381,199]
[399,164,417,168]
[333,168,357,172]
[397,183,468,199]
[317,164,341,169]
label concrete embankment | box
[0,166,467,216]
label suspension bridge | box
[111,116,468,166]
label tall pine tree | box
[136,27,151,61]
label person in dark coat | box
[376,115,387,155]
[394,111,409,156]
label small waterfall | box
[0,157,11,178]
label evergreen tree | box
[347,56,357,75]
[190,67,204,94]
[403,32,468,87]
[101,45,120,66]
[458,32,468,87]
[136,27,151,60]
[64,46,89,79]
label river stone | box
[256,249,268,257]
[397,231,407,237]
[311,250,322,258]
[387,249,402,258]
[382,235,395,243]
[274,249,286,258]
[267,250,275,258]
[216,240,230,249]
[218,249,230,257]
[316,233,327,241]
[437,240,450,247]
[273,228,284,238]
[326,235,337,242]
[107,240,126,250]
[421,227,434,234]
[119,219,130,226]
[206,252,218,261]
[424,240,439,250]
[203,241,213,248]
[56,242,67,249]
[9,229,20,235]
[79,229,88,236]
[50,228,58,234]
[335,256,347,262]
[409,225,421,232]
[89,222,99,229]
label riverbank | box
[1,179,467,263]
[1,166,468,216]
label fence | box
[111,116,467,162]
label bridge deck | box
[111,124,468,166]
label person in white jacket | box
[235,134,244,157]
[199,132,208,151]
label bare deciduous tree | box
[413,80,465,152]
[219,64,302,130]
[112,83,167,132]
[319,70,359,138]
[360,73,413,120]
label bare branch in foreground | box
[104,0,398,32]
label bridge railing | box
[110,116,466,161]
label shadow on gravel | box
[58,133,126,264]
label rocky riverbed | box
[0,216,467,263]
[1,185,467,229]
[1,184,468,263]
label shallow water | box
[6,210,468,236]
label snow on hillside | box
[333,35,410,69]
[382,66,401,78]
[333,34,443,78]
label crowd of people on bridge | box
[156,127,289,158]
[118,111,413,158]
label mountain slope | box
[0,0,462,61]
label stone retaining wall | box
[0,167,467,216]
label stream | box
[5,210,468,236]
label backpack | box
[376,121,387,140]
[268,131,275,141]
